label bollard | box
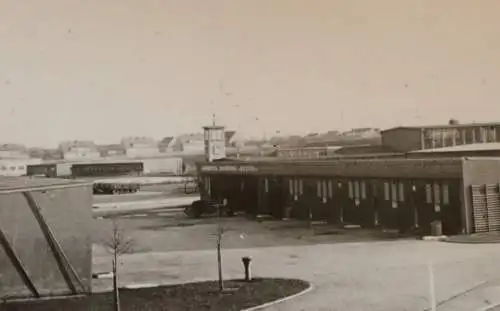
[241,256,252,281]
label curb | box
[122,283,163,289]
[475,302,500,311]
[240,281,314,311]
[421,235,447,241]
[444,239,500,244]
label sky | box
[1,0,500,147]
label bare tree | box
[103,219,134,311]
[216,200,227,291]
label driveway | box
[92,240,500,311]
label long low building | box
[196,157,500,236]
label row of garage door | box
[203,175,464,235]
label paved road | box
[92,195,198,217]
[93,240,500,311]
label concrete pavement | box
[92,240,500,311]
[92,195,198,217]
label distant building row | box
[0,132,238,161]
[277,121,500,159]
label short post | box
[242,256,252,281]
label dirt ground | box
[91,212,404,254]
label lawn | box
[1,278,309,311]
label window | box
[384,182,390,200]
[317,180,322,197]
[425,184,432,203]
[264,178,269,193]
[328,180,333,198]
[322,181,327,200]
[391,182,398,202]
[294,179,299,195]
[360,181,366,199]
[289,179,294,195]
[442,183,449,205]
[348,181,354,198]
[398,182,405,202]
[299,179,304,195]
[354,181,360,199]
[434,183,441,204]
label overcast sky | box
[1,0,499,147]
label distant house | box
[121,136,160,158]
[0,144,29,159]
[97,144,126,158]
[225,131,237,147]
[58,140,100,160]
[340,128,381,139]
[0,158,42,176]
[158,137,174,153]
[171,133,205,154]
[0,144,37,176]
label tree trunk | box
[217,204,224,292]
[113,255,120,311]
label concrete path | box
[446,232,500,244]
[92,240,500,311]
[94,176,194,185]
[92,196,198,216]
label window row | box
[425,183,449,205]
[423,127,499,149]
[74,166,141,175]
[0,165,25,171]
[283,178,451,207]
[288,179,304,196]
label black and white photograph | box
[1,1,500,310]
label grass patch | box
[1,278,309,311]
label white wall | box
[0,159,42,176]
[125,147,161,158]
[63,149,101,160]
[142,157,183,175]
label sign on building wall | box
[201,165,258,173]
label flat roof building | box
[381,122,500,152]
[197,156,500,236]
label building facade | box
[0,144,29,159]
[121,137,160,158]
[59,141,100,160]
[381,122,500,152]
[0,158,43,176]
[276,146,342,159]
[197,157,500,236]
